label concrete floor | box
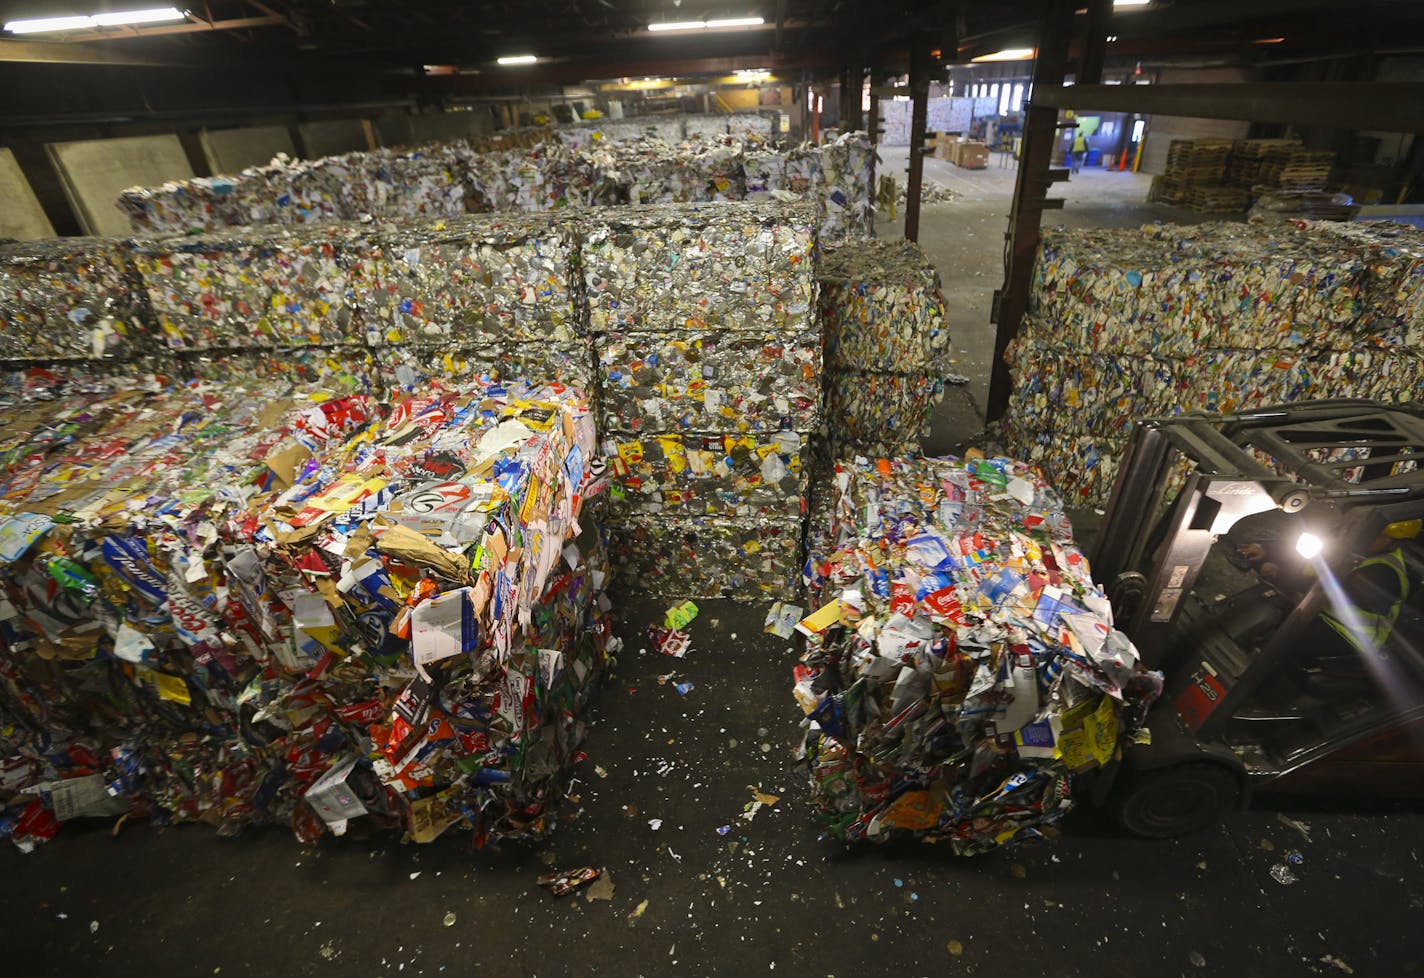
[5,167,1422,978]
[5,594,1422,977]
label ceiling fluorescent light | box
[92,7,186,27]
[649,16,764,32]
[1113,0,1151,7]
[5,6,185,33]
[497,55,538,65]
[972,48,1036,63]
[4,15,99,33]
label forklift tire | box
[1112,762,1240,839]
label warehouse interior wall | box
[1137,66,1256,175]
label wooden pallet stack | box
[1153,138,1235,203]
[1227,138,1302,188]
[1183,184,1252,214]
[1265,149,1336,193]
[1151,138,1337,215]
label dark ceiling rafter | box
[0,0,1420,83]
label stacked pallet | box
[1152,139,1235,204]
[1227,139,1301,189]
[1263,149,1336,193]
[1182,185,1251,214]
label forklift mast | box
[1092,399,1424,685]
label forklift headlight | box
[1295,532,1324,559]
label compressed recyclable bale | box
[0,239,146,361]
[371,341,596,394]
[0,375,612,850]
[581,200,817,336]
[603,430,807,519]
[743,150,788,195]
[824,370,945,455]
[358,214,582,346]
[1005,221,1424,505]
[598,328,821,434]
[795,454,1162,852]
[816,131,875,244]
[132,225,372,349]
[609,514,803,600]
[818,239,950,373]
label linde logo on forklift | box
[1090,401,1424,839]
[1177,661,1227,731]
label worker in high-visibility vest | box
[1318,519,1422,656]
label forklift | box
[1088,399,1424,837]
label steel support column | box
[904,34,932,243]
[986,0,1076,422]
[1078,0,1112,86]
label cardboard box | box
[953,139,989,169]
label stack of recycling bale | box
[816,132,877,244]
[1003,221,1424,506]
[0,239,149,362]
[126,213,595,393]
[582,200,819,598]
[818,239,951,457]
[117,129,878,248]
[132,223,374,352]
[795,453,1163,853]
[0,372,612,850]
[349,213,595,392]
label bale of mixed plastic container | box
[583,199,819,598]
[0,371,613,850]
[816,131,876,244]
[818,239,950,455]
[794,454,1163,853]
[1003,220,1424,506]
[0,239,148,362]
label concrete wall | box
[405,111,494,146]
[1139,67,1254,176]
[199,126,297,173]
[45,134,194,236]
[0,148,55,240]
[297,119,374,157]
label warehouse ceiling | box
[0,1,1422,82]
